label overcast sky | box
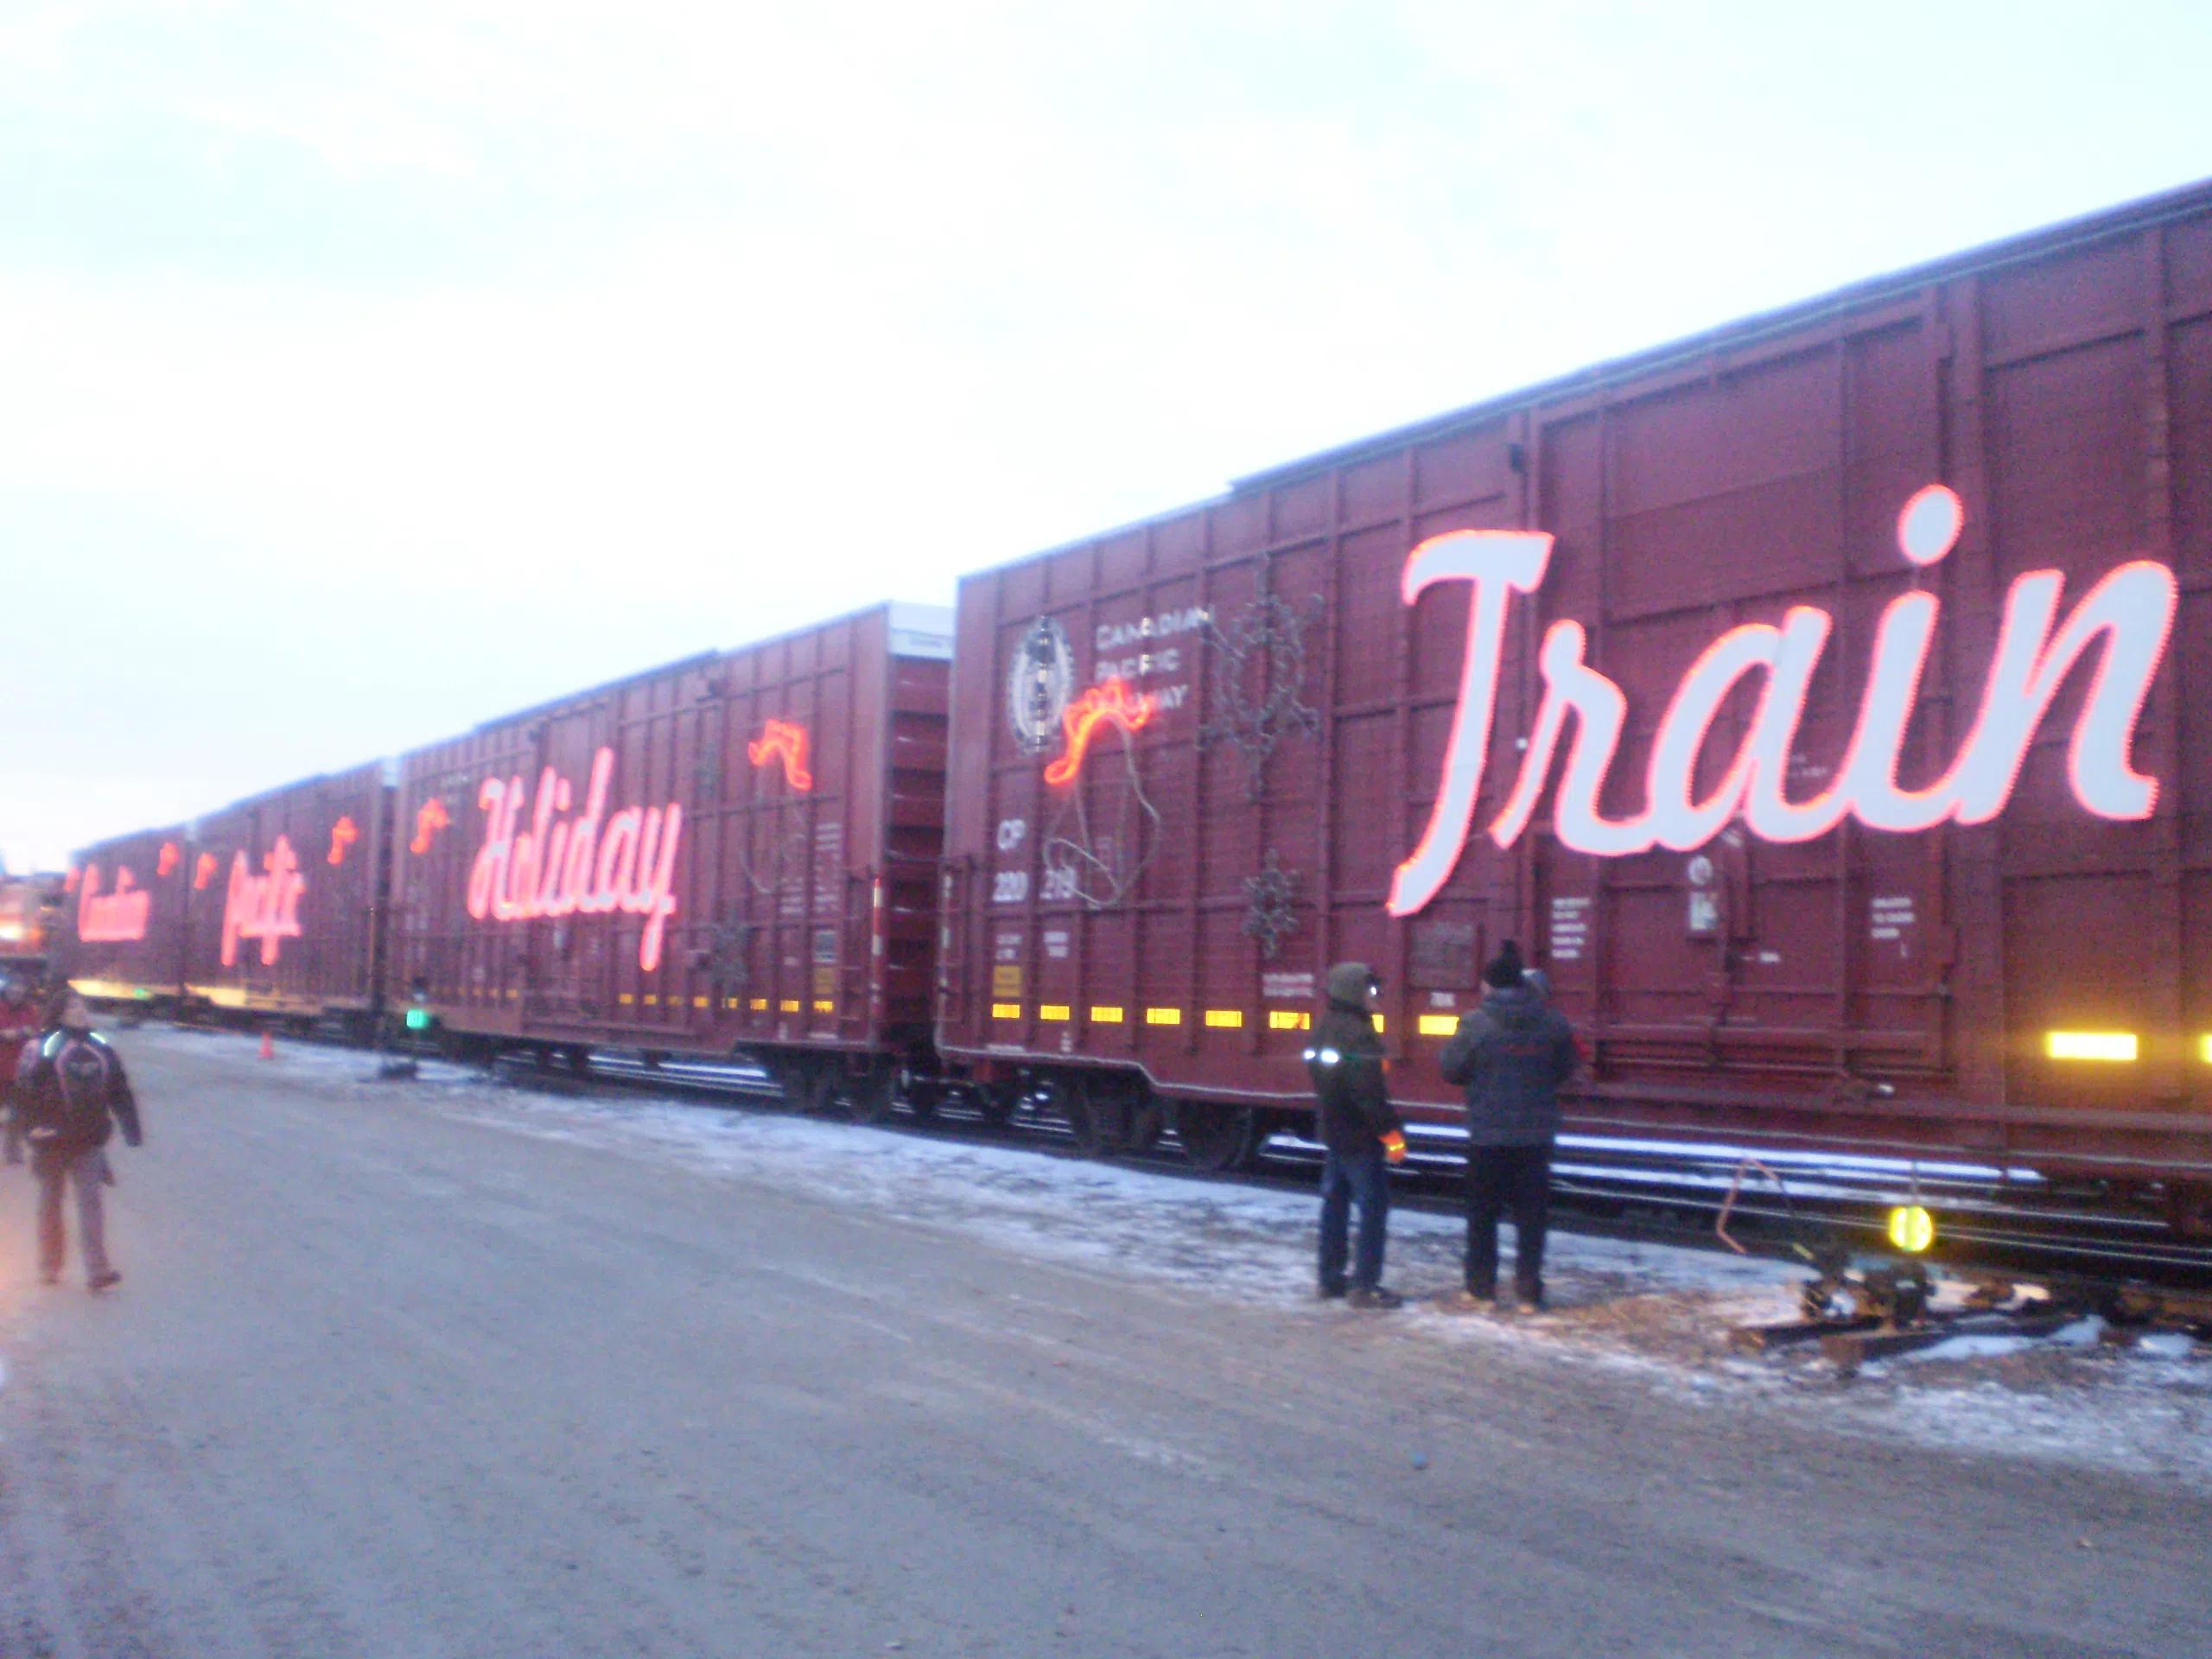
[3,1,2209,870]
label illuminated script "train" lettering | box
[1388,484,2177,918]
[469,748,683,973]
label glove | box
[1382,1130,1408,1166]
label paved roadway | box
[0,1034,2205,1658]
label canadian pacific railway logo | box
[222,836,306,966]
[1388,484,2178,917]
[468,748,683,972]
[1007,617,1075,754]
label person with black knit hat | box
[1439,940,1578,1311]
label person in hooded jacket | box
[0,971,41,1110]
[1305,962,1408,1309]
[1439,941,1578,1310]
[8,993,142,1291]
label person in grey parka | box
[1438,941,1578,1310]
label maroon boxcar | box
[178,763,393,1029]
[390,603,951,1109]
[938,180,2212,1222]
[60,826,194,1005]
[0,872,66,969]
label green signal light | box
[404,1007,432,1032]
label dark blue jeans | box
[1465,1141,1553,1300]
[1318,1141,1390,1294]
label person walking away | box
[1439,941,1577,1311]
[0,971,39,1113]
[1306,962,1408,1309]
[9,994,142,1291]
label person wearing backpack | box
[7,993,143,1291]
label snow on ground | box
[135,1026,2212,1481]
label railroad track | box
[497,1045,2212,1292]
[143,1014,2212,1300]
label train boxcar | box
[391,603,951,1110]
[178,763,394,1032]
[61,826,194,1005]
[938,180,2212,1224]
[0,871,65,967]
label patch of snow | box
[2048,1316,2107,1348]
[1905,1335,2034,1364]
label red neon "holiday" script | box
[77,866,149,943]
[1388,485,2177,917]
[468,748,683,973]
[222,836,306,966]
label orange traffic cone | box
[259,1029,275,1060]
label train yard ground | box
[0,1031,2207,1656]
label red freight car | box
[390,603,951,1110]
[178,764,394,1033]
[938,181,2212,1225]
[60,826,194,1007]
[0,871,65,966]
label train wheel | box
[1067,1076,1128,1158]
[2168,1184,2212,1240]
[1125,1093,1166,1155]
[906,1080,941,1123]
[1174,1100,1258,1173]
[804,1067,842,1116]
[849,1065,898,1126]
[976,1083,1018,1131]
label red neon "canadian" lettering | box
[157,842,180,879]
[194,851,219,891]
[77,866,149,943]
[747,720,814,791]
[1388,486,2178,917]
[1045,677,1159,786]
[328,817,359,866]
[467,748,683,973]
[221,836,306,966]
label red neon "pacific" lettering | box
[467,748,683,973]
[1044,677,1159,786]
[747,720,814,791]
[157,842,180,879]
[194,851,219,891]
[328,817,359,866]
[1389,485,2178,917]
[77,866,150,943]
[221,836,306,967]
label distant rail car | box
[180,764,393,1032]
[53,177,2212,1237]
[62,770,392,1029]
[0,870,65,966]
[386,602,951,1114]
[63,826,193,1006]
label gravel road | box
[0,1031,2204,1657]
